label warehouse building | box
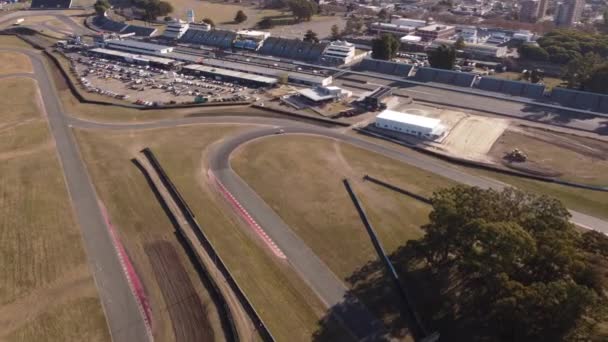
[296,86,352,103]
[375,109,446,140]
[88,48,181,69]
[181,64,277,87]
[103,39,174,54]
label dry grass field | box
[231,134,457,339]
[232,134,455,281]
[0,35,37,50]
[350,129,608,221]
[0,75,109,340]
[74,125,331,341]
[166,0,282,28]
[0,52,32,74]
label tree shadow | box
[312,245,441,341]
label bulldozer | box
[505,148,528,162]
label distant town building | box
[322,40,356,64]
[554,0,583,27]
[520,0,540,23]
[369,22,416,37]
[415,24,456,42]
[391,17,427,28]
[456,25,478,44]
[433,38,508,58]
[538,0,550,18]
[186,9,195,23]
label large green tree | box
[303,29,319,43]
[427,44,456,69]
[94,0,110,16]
[371,33,400,60]
[582,63,608,94]
[407,186,608,341]
[132,0,173,21]
[288,0,317,21]
[234,10,247,23]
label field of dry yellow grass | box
[0,74,108,341]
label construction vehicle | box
[504,148,528,162]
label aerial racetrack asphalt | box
[7,44,608,341]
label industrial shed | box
[375,109,446,140]
[182,64,277,87]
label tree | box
[582,63,608,94]
[134,0,173,21]
[202,18,215,27]
[378,8,389,21]
[518,44,549,61]
[303,29,319,43]
[371,33,400,60]
[343,16,364,35]
[234,10,247,23]
[561,52,602,89]
[523,69,544,83]
[288,0,317,21]
[427,44,456,69]
[94,0,110,16]
[330,24,340,40]
[406,186,607,341]
[277,72,288,84]
[257,17,274,29]
[454,36,465,49]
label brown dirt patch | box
[490,126,608,185]
[145,241,214,342]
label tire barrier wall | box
[140,148,276,342]
[343,179,429,341]
[131,158,238,342]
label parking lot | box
[64,52,260,106]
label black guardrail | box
[140,148,276,342]
[343,179,429,340]
[363,175,431,204]
[131,158,238,342]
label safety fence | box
[139,148,275,342]
[343,179,430,340]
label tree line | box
[406,186,608,341]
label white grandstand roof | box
[376,109,441,129]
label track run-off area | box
[7,45,608,341]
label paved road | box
[6,48,150,342]
[7,40,608,341]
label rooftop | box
[106,39,172,51]
[182,64,277,84]
[376,109,441,129]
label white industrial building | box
[103,39,174,54]
[375,110,446,140]
[162,20,190,39]
[322,40,356,64]
[297,86,352,102]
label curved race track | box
[7,44,608,341]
